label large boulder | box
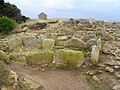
[65,37,86,49]
[81,34,97,42]
[8,37,23,50]
[43,39,55,50]
[22,36,38,48]
[54,49,84,67]
[26,50,54,66]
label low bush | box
[0,16,17,33]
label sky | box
[5,0,120,21]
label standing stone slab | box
[8,37,23,50]
[43,39,55,50]
[55,49,84,67]
[38,35,46,48]
[26,51,54,66]
[91,45,100,64]
[22,36,38,47]
[38,35,46,43]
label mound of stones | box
[0,32,103,68]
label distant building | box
[38,12,47,20]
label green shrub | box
[0,16,17,33]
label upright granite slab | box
[55,49,84,67]
[26,50,54,66]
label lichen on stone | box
[26,50,54,66]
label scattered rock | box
[86,71,94,75]
[92,75,101,83]
[105,60,116,66]
[58,36,68,41]
[113,85,120,90]
[115,73,120,79]
[114,66,120,69]
[105,67,114,73]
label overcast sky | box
[5,0,120,21]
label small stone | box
[58,36,68,41]
[115,73,120,79]
[42,68,45,71]
[97,63,106,68]
[113,85,120,90]
[105,60,116,66]
[92,75,101,83]
[105,67,114,73]
[114,66,120,69]
[116,56,120,60]
[86,71,94,75]
[98,70,103,73]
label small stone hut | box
[38,12,47,20]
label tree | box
[0,0,4,4]
[0,0,29,23]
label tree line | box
[0,0,29,23]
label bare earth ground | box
[7,53,120,90]
[8,63,93,90]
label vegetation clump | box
[0,16,17,34]
[0,61,10,87]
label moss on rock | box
[26,50,54,66]
[55,49,84,68]
[8,37,23,51]
[43,39,55,50]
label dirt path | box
[8,63,93,90]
